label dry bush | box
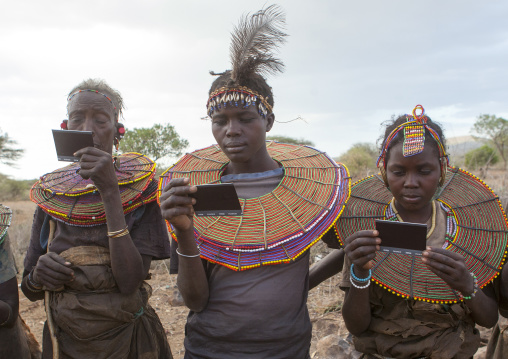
[0,174,34,201]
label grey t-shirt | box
[184,168,312,359]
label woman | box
[159,5,350,358]
[21,79,172,358]
[329,106,502,358]
[0,204,40,358]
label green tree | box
[119,123,189,164]
[336,143,378,178]
[471,114,508,169]
[0,129,24,166]
[465,145,499,173]
[267,135,315,146]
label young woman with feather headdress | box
[158,5,350,358]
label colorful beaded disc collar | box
[0,204,12,244]
[31,153,157,226]
[335,169,508,303]
[158,142,351,271]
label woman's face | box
[385,141,441,220]
[67,91,116,154]
[211,104,274,165]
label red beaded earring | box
[60,120,68,130]
[114,123,125,151]
[117,123,125,139]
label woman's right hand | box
[342,230,380,335]
[159,177,197,232]
[33,253,74,290]
[344,230,380,272]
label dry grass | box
[7,200,345,358]
[477,168,508,208]
[15,250,344,359]
[6,163,504,359]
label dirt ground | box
[10,200,347,358]
[17,260,494,359]
[8,200,494,358]
[18,261,347,359]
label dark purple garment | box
[184,253,312,359]
[24,201,171,272]
[184,168,312,359]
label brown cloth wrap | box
[486,316,508,359]
[485,276,508,359]
[341,202,480,359]
[351,285,480,359]
[46,246,172,359]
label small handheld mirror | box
[189,183,242,217]
[52,130,94,162]
[375,219,427,256]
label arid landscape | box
[5,197,499,358]
[3,137,507,358]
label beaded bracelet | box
[461,272,479,300]
[349,275,371,289]
[0,306,12,327]
[108,226,128,236]
[28,270,43,291]
[108,226,130,238]
[350,264,372,282]
[176,248,201,258]
[25,283,43,293]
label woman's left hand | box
[422,247,474,295]
[74,147,117,192]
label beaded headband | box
[67,89,118,120]
[206,86,273,118]
[377,105,449,186]
[206,5,286,120]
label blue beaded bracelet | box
[350,264,372,282]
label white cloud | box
[1,0,508,179]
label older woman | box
[21,79,172,358]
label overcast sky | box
[1,0,507,180]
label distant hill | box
[446,135,486,165]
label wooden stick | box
[44,219,59,359]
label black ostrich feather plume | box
[228,4,288,84]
